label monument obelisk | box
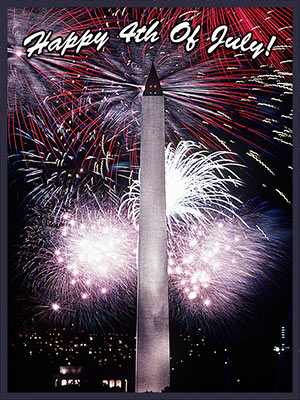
[135,64,170,392]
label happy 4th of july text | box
[23,20,277,60]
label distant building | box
[54,366,83,388]
[102,378,128,392]
[54,365,128,392]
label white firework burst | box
[121,140,245,232]
[167,212,289,330]
[21,201,138,328]
[56,207,137,290]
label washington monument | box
[135,64,170,392]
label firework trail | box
[121,141,245,232]
[196,7,292,72]
[8,8,292,189]
[64,54,292,158]
[7,8,90,153]
[43,38,292,176]
[8,109,127,209]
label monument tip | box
[143,63,163,96]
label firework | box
[7,8,88,153]
[8,109,126,209]
[122,141,245,232]
[19,199,290,332]
[20,201,138,329]
[56,207,137,287]
[47,41,292,169]
[8,7,292,193]
[167,211,290,332]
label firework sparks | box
[122,141,245,231]
[20,202,138,328]
[20,200,290,331]
[167,211,290,331]
[56,208,137,286]
[8,110,124,208]
[51,303,60,311]
[7,8,88,154]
